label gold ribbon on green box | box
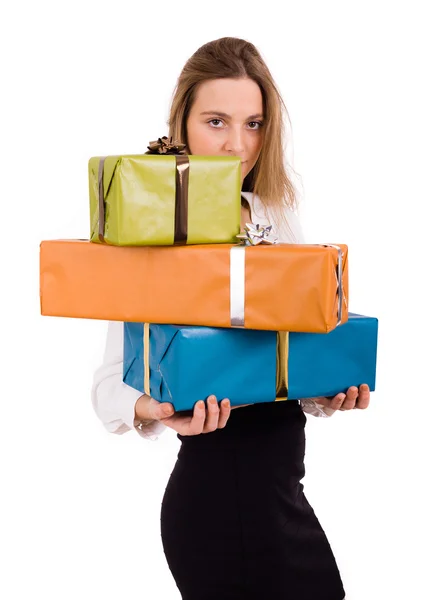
[89,136,241,247]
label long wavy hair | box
[167,37,302,231]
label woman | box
[92,37,370,600]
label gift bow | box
[236,222,279,246]
[145,136,186,155]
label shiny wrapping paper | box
[39,240,348,333]
[89,154,242,245]
[123,313,378,411]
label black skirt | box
[160,400,345,600]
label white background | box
[1,1,444,598]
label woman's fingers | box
[190,396,232,434]
[356,384,371,409]
[160,395,233,436]
[329,384,371,411]
[188,395,224,435]
[159,402,175,419]
[203,395,220,432]
[189,399,207,435]
[157,382,371,436]
[218,398,231,428]
[146,397,174,421]
[340,386,359,411]
[165,400,207,436]
[327,393,346,411]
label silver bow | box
[236,223,278,246]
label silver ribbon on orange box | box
[230,227,345,328]
[321,244,345,327]
[230,223,278,327]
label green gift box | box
[89,151,242,246]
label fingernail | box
[222,400,230,409]
[164,405,174,415]
[197,401,204,409]
[338,394,346,401]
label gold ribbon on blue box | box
[123,313,378,412]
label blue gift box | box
[123,313,378,412]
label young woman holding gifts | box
[92,37,370,600]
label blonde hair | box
[167,37,301,233]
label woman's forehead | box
[192,78,263,117]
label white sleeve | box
[299,398,337,418]
[91,321,167,441]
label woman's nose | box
[224,128,245,154]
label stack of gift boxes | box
[39,137,378,412]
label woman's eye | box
[247,121,263,130]
[209,119,224,127]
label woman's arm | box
[91,322,235,438]
[91,321,167,441]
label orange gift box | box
[39,240,348,333]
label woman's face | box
[186,78,264,181]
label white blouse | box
[91,192,336,442]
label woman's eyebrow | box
[200,111,264,120]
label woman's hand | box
[309,384,371,412]
[135,394,243,436]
